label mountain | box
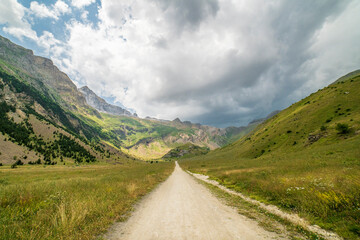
[79,86,135,117]
[0,36,133,166]
[0,36,94,114]
[179,70,360,239]
[0,35,259,161]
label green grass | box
[179,71,360,239]
[0,162,174,239]
[197,179,323,239]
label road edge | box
[186,170,342,240]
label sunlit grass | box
[0,162,174,239]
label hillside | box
[180,70,360,239]
[0,35,137,166]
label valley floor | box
[104,162,280,240]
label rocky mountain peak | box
[79,86,136,117]
[173,118,182,123]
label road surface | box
[105,162,280,240]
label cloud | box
[50,0,359,127]
[0,0,37,40]
[4,0,359,127]
[153,0,219,32]
[30,0,71,20]
[71,0,96,9]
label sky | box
[0,0,359,127]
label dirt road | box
[105,162,280,240]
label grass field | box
[179,72,360,239]
[0,161,174,239]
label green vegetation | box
[0,162,174,239]
[162,143,210,160]
[0,99,97,165]
[180,71,360,239]
[336,123,350,134]
[0,68,109,142]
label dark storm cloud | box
[15,0,358,128]
[154,0,219,31]
[189,1,353,127]
[144,0,352,127]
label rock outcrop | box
[79,86,135,117]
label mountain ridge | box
[79,86,136,117]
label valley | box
[0,25,359,240]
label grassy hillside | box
[0,162,173,239]
[162,143,210,160]
[0,67,130,166]
[180,70,360,239]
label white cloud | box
[81,11,89,21]
[71,0,95,9]
[60,1,276,122]
[30,0,70,20]
[0,1,69,67]
[55,0,71,15]
[48,0,359,127]
[30,2,53,19]
[0,0,37,40]
[4,0,359,127]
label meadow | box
[180,139,360,239]
[0,161,173,239]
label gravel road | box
[105,162,280,240]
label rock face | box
[79,86,135,117]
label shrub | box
[0,163,3,166]
[320,125,327,131]
[15,160,24,165]
[336,123,350,134]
